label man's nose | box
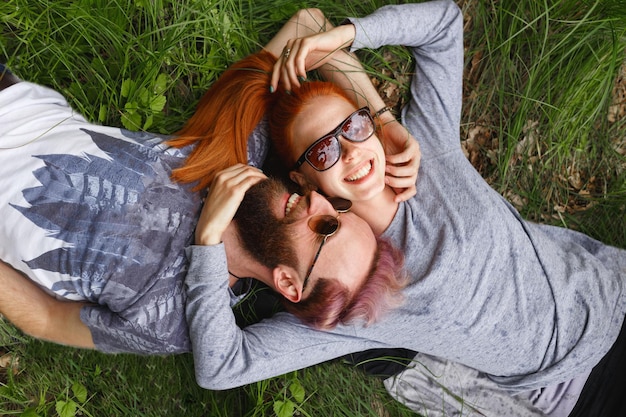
[309,191,336,215]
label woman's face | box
[291,96,387,203]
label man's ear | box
[272,265,303,303]
[289,170,309,188]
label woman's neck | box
[350,185,399,235]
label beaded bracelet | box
[373,106,393,119]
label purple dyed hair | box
[284,237,407,330]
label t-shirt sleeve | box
[80,274,191,354]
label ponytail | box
[169,50,277,191]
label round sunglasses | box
[293,107,376,172]
[302,197,352,290]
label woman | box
[181,1,626,416]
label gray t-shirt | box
[184,0,626,392]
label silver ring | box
[283,47,291,59]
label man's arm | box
[0,261,95,348]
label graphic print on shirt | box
[10,128,202,303]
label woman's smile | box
[345,159,374,183]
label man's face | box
[234,178,377,296]
[234,178,300,272]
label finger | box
[284,40,305,90]
[271,42,296,92]
[270,59,281,93]
[230,166,267,186]
[211,163,256,182]
[385,162,418,179]
[291,38,310,87]
[204,166,263,202]
[284,39,303,88]
[271,42,292,92]
[238,172,267,191]
[274,51,295,92]
[385,150,418,166]
[224,167,267,191]
[203,169,266,222]
[392,185,417,203]
[211,165,264,189]
[293,47,308,83]
[280,64,294,92]
[385,173,417,191]
[211,175,265,207]
[385,139,421,164]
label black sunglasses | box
[293,107,376,172]
[302,197,352,290]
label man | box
[1,1,425,352]
[0,67,401,353]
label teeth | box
[286,193,301,215]
[346,161,372,182]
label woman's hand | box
[271,24,356,92]
[195,164,267,246]
[379,118,421,202]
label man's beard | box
[234,177,300,271]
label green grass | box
[459,0,626,246]
[1,0,626,416]
[1,337,410,417]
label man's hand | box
[195,164,267,245]
[378,117,421,202]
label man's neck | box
[221,224,276,289]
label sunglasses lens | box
[308,215,339,236]
[306,136,341,171]
[342,109,374,142]
[300,108,374,172]
[327,197,352,213]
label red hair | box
[169,50,276,191]
[283,237,407,330]
[269,81,357,169]
[169,51,359,190]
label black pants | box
[569,316,626,416]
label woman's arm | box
[347,0,464,156]
[266,9,385,111]
[271,0,463,159]
[184,244,385,390]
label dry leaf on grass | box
[0,352,20,375]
